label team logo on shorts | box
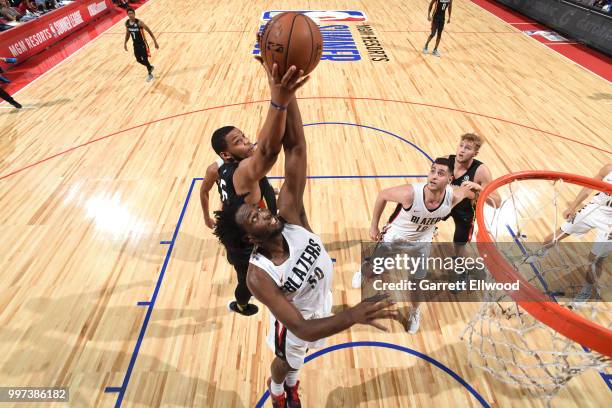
[261,10,367,23]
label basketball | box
[258,12,323,77]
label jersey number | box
[307,267,325,289]
[219,179,229,203]
[130,32,136,40]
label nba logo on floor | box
[261,10,368,23]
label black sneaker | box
[227,300,258,316]
[11,101,22,109]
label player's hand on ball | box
[256,57,309,106]
[563,207,575,220]
[369,226,381,241]
[349,294,397,331]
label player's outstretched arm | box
[233,60,309,193]
[276,97,309,228]
[200,162,219,229]
[247,266,397,342]
[370,185,414,240]
[563,163,612,219]
[475,164,501,208]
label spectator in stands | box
[16,0,38,14]
[0,0,23,21]
[594,0,612,11]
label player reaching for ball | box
[214,13,396,407]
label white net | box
[462,175,611,404]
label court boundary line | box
[254,341,491,408]
[470,0,611,83]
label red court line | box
[380,30,520,34]
[102,30,250,34]
[1,96,609,181]
[471,0,612,81]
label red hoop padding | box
[476,171,612,357]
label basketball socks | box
[285,371,298,387]
[270,379,284,396]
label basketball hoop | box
[463,170,611,401]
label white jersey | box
[250,224,333,320]
[590,171,612,212]
[383,182,455,242]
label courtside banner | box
[0,0,112,62]
[496,0,612,55]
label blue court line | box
[137,301,150,306]
[506,224,611,391]
[303,122,435,163]
[107,178,200,407]
[254,341,490,408]
[160,241,172,245]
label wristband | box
[270,101,287,111]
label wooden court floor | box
[0,0,610,406]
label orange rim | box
[476,170,612,357]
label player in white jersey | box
[214,97,396,407]
[352,158,481,333]
[538,163,612,301]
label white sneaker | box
[432,49,440,57]
[146,73,154,82]
[351,270,363,289]
[408,307,421,334]
[422,46,429,54]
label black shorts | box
[133,42,149,59]
[449,209,475,244]
[431,15,445,35]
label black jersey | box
[126,18,146,45]
[216,162,278,214]
[449,154,482,215]
[434,0,451,19]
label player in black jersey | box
[210,58,309,316]
[202,131,276,317]
[445,133,500,288]
[423,0,452,57]
[123,8,159,82]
